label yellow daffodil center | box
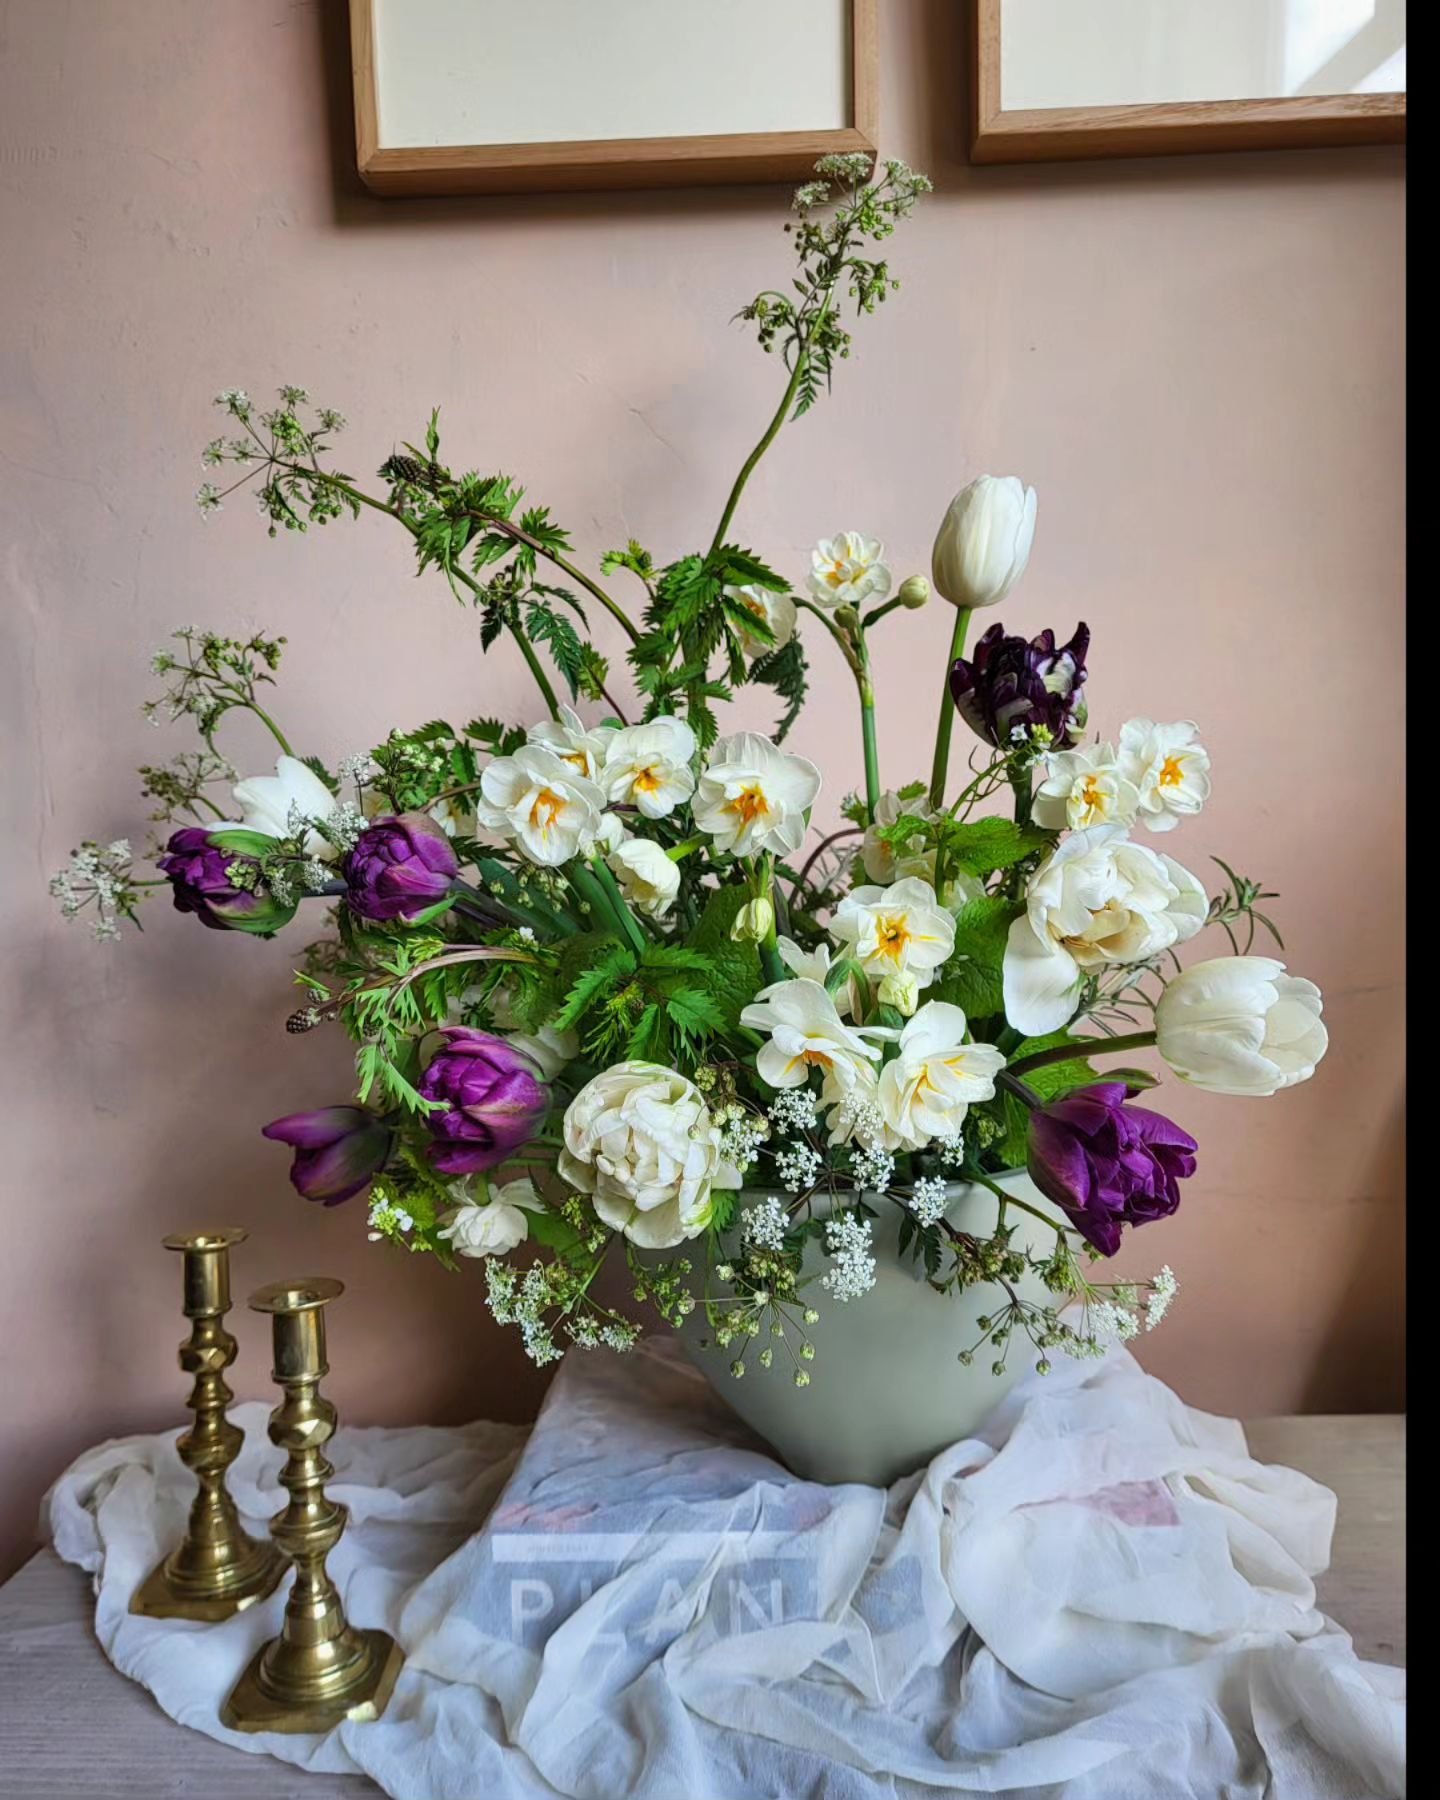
[876,915,912,962]
[729,785,771,826]
[632,765,664,794]
[1158,754,1186,788]
[529,788,566,834]
[826,563,846,587]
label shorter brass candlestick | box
[132,1228,285,1621]
[221,1277,403,1734]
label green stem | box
[247,702,294,756]
[928,607,974,809]
[575,858,647,957]
[859,665,881,816]
[1006,1029,1158,1079]
[509,623,562,720]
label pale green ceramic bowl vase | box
[671,1171,1066,1488]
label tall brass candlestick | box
[221,1277,403,1733]
[131,1228,285,1621]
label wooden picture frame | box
[351,0,878,197]
[968,0,1406,165]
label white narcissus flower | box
[807,532,891,610]
[1003,826,1207,1036]
[232,755,340,860]
[1118,719,1212,834]
[607,836,680,919]
[831,876,957,990]
[1155,957,1328,1096]
[740,978,882,1102]
[878,1001,1006,1149]
[930,475,1037,611]
[694,732,821,858]
[558,1062,740,1249]
[437,1176,546,1258]
[601,716,697,820]
[475,744,606,867]
[862,789,936,886]
[527,704,616,783]
[1032,742,1140,832]
[725,583,797,659]
[775,936,861,1017]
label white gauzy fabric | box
[45,1338,1404,1800]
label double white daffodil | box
[526,704,616,783]
[476,743,606,867]
[831,876,956,990]
[807,532,891,610]
[725,583,798,659]
[1032,741,1141,832]
[601,716,697,820]
[1117,718,1212,833]
[607,836,680,919]
[740,978,881,1104]
[1004,825,1207,1036]
[875,1001,1005,1150]
[694,732,821,858]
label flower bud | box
[730,896,776,943]
[261,1105,392,1205]
[832,603,861,633]
[897,574,930,610]
[157,827,298,936]
[877,970,921,1016]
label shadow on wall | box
[1301,1103,1406,1414]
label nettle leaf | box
[937,895,1022,1019]
[662,984,727,1042]
[1010,1032,1098,1100]
[943,817,1055,877]
[713,544,788,592]
[747,634,809,742]
[463,716,527,754]
[553,944,636,1032]
[523,597,586,697]
[626,1003,665,1061]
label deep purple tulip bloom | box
[261,1105,392,1205]
[158,828,290,934]
[949,622,1090,749]
[343,812,459,924]
[417,1028,549,1175]
[1027,1082,1197,1256]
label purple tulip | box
[261,1105,392,1205]
[417,1028,549,1175]
[1027,1082,1197,1256]
[949,622,1090,749]
[343,812,458,924]
[157,828,295,935]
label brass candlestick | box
[221,1277,403,1733]
[131,1228,285,1621]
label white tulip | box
[1118,719,1212,834]
[740,978,882,1104]
[527,704,616,783]
[1155,957,1328,1097]
[437,1176,545,1258]
[601,716,697,820]
[607,836,680,919]
[232,755,340,860]
[694,732,821,858]
[1003,826,1207,1036]
[504,1023,578,1082]
[831,876,956,990]
[931,475,1037,611]
[878,1001,1006,1150]
[807,532,891,610]
[475,744,606,867]
[1032,742,1140,832]
[725,583,797,659]
[558,1063,739,1249]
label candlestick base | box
[220,1626,404,1734]
[131,1531,285,1622]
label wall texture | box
[0,0,1404,1579]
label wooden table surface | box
[0,1415,1404,1798]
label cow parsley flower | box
[849,1143,894,1191]
[774,1142,823,1193]
[768,1087,819,1133]
[1145,1265,1178,1330]
[909,1177,948,1227]
[742,1196,789,1251]
[822,1211,876,1303]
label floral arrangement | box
[53,156,1328,1386]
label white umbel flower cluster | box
[821,1211,877,1303]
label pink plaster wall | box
[0,0,1404,1578]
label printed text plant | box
[52,156,1328,1386]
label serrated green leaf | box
[943,817,1055,877]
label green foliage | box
[748,634,809,741]
[936,895,1021,1020]
[941,817,1054,878]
